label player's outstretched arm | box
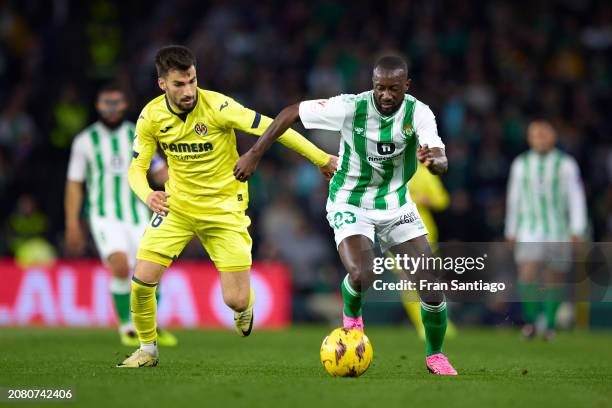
[233,104,300,182]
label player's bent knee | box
[133,258,166,284]
[111,264,130,279]
[107,252,130,278]
[518,263,539,282]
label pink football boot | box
[426,353,458,376]
[342,312,364,332]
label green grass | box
[0,326,611,408]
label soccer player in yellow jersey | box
[117,45,337,368]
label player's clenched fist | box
[234,150,260,182]
[146,191,170,215]
[319,155,339,180]
[417,144,433,167]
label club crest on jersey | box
[377,142,396,155]
[402,123,415,138]
[194,122,208,136]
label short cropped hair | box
[374,55,408,75]
[155,45,196,77]
[97,82,124,98]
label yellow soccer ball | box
[320,328,373,377]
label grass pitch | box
[1,326,611,408]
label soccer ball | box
[320,328,373,377]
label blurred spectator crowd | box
[0,0,611,320]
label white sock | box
[118,322,135,335]
[140,342,158,355]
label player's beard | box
[174,97,195,111]
[100,115,124,130]
[374,97,401,116]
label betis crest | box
[402,123,415,138]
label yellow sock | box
[401,291,426,338]
[131,277,158,344]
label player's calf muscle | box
[338,236,376,291]
[220,270,250,311]
[222,292,250,312]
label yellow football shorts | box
[136,208,252,272]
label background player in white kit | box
[505,120,587,340]
[64,84,177,347]
[234,55,458,376]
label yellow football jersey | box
[408,162,450,243]
[129,88,328,217]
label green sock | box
[518,282,540,324]
[341,274,362,317]
[110,277,132,324]
[421,302,447,356]
[543,287,564,330]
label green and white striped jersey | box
[67,121,163,225]
[299,91,444,210]
[505,148,587,242]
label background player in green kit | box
[65,83,177,347]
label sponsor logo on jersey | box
[219,101,228,111]
[110,155,123,173]
[194,122,208,136]
[394,211,419,227]
[377,142,396,155]
[160,126,172,133]
[160,142,214,153]
[355,127,364,135]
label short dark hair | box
[97,82,125,98]
[155,45,196,77]
[374,55,408,76]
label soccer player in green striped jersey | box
[65,84,176,347]
[505,120,587,340]
[234,55,458,375]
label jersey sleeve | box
[298,96,346,131]
[67,135,88,182]
[563,157,588,236]
[413,101,444,149]
[128,109,157,203]
[216,96,263,132]
[218,96,330,167]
